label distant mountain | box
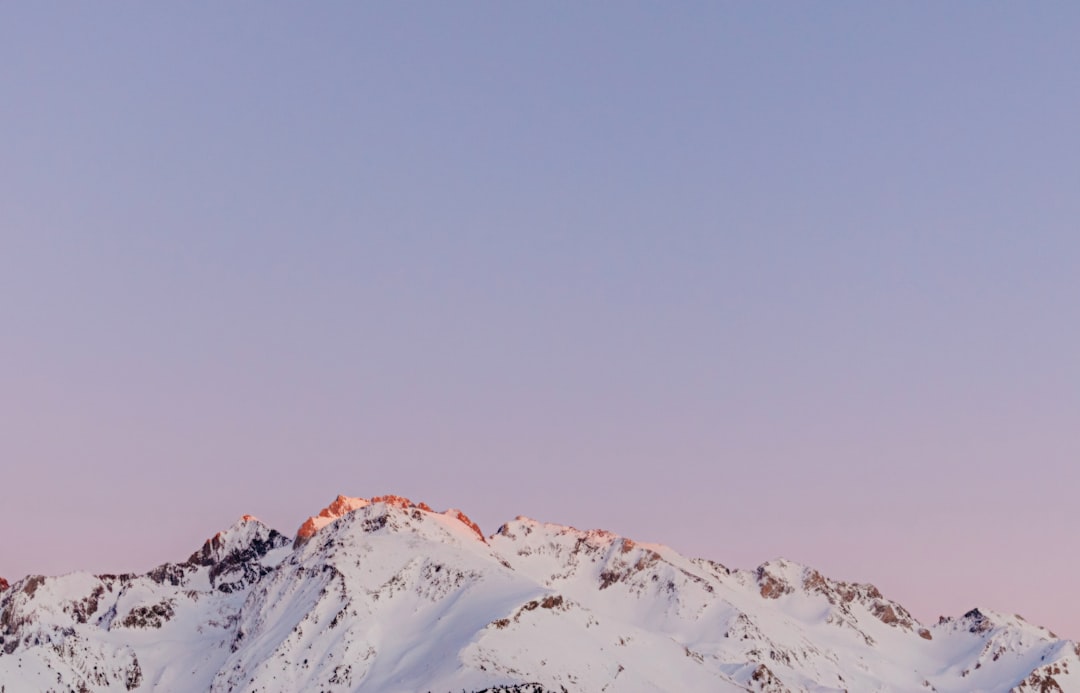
[1,495,1075,692]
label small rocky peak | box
[755,559,802,599]
[186,516,288,569]
[961,608,995,634]
[947,608,1056,643]
[165,516,289,592]
[492,516,539,541]
[0,576,8,592]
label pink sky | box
[2,4,1078,639]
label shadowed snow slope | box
[1,495,1076,692]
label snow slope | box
[1,496,1076,692]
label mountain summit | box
[294,494,485,547]
[0,494,1075,692]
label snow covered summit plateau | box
[0,494,1075,692]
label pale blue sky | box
[2,4,1078,635]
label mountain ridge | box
[0,494,1075,692]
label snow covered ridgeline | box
[0,495,1077,692]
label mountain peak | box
[754,558,927,638]
[144,515,293,593]
[4,498,1077,692]
[186,515,279,567]
[294,494,484,547]
[939,607,1058,639]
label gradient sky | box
[3,4,1079,638]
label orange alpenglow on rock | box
[294,494,486,545]
[444,508,485,541]
[295,495,372,543]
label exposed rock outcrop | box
[294,494,486,546]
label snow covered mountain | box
[1,495,1076,692]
